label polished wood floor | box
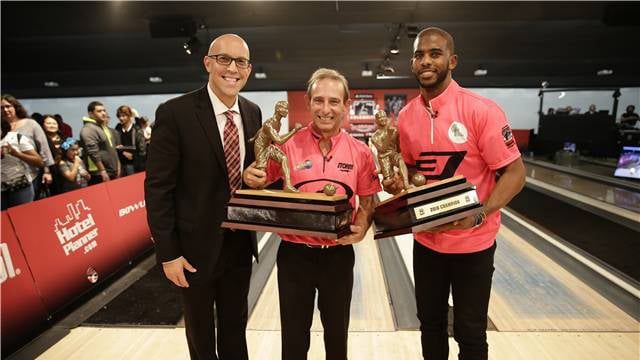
[31,165,640,359]
[525,162,640,215]
[34,225,639,359]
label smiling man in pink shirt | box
[384,27,525,360]
[244,68,380,360]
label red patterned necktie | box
[223,110,241,194]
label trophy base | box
[374,176,483,239]
[222,189,353,239]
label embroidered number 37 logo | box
[415,151,467,180]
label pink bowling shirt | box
[267,126,381,246]
[398,80,521,254]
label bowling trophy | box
[221,101,353,239]
[371,111,482,239]
[373,175,484,239]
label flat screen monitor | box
[563,142,577,152]
[614,146,640,180]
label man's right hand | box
[382,172,404,195]
[243,162,268,189]
[162,256,197,288]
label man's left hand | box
[335,224,366,245]
[424,214,477,233]
[42,173,53,184]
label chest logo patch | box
[295,159,313,170]
[337,162,354,172]
[448,121,468,144]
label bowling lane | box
[247,226,395,332]
[525,162,640,216]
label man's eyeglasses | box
[207,54,251,69]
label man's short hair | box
[306,68,350,102]
[414,27,455,54]
[88,101,103,113]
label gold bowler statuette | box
[249,101,302,192]
[371,110,412,190]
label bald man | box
[145,34,262,360]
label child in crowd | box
[58,138,90,192]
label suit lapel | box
[194,87,227,175]
[238,96,259,167]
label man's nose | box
[227,60,239,71]
[320,101,332,113]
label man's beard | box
[415,70,448,91]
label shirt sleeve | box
[58,161,70,173]
[80,126,103,164]
[356,145,382,196]
[476,104,521,170]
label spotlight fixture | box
[183,36,200,55]
[381,57,395,75]
[541,81,549,88]
[254,67,267,79]
[149,76,163,83]
[596,69,613,76]
[376,74,411,80]
[390,43,400,54]
[361,63,373,77]
[473,66,488,76]
[43,81,59,87]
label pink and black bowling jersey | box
[266,126,381,246]
[398,80,521,254]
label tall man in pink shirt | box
[384,27,526,360]
[244,68,380,360]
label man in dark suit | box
[145,33,262,360]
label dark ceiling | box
[2,1,640,98]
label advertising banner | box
[1,211,48,352]
[7,184,128,312]
[104,172,153,259]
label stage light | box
[183,36,201,55]
[254,67,267,79]
[361,63,373,77]
[473,66,487,76]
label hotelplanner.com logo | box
[119,200,145,217]
[0,243,21,284]
[54,200,99,256]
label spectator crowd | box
[1,94,152,210]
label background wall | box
[20,91,289,137]
[19,87,640,137]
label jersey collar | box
[421,79,460,112]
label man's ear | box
[449,54,458,71]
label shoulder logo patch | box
[502,125,516,148]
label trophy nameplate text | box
[374,175,483,239]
